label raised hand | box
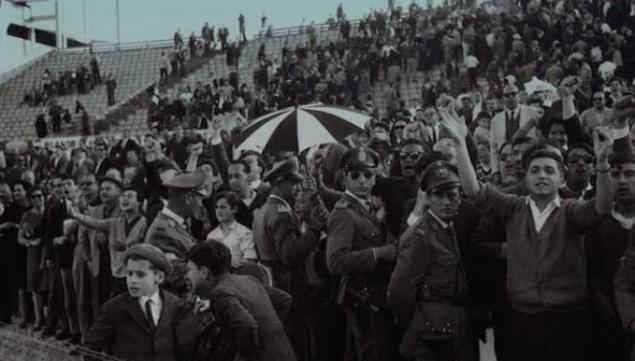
[593,126,614,165]
[439,107,468,145]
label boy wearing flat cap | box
[84,244,182,361]
[388,161,474,361]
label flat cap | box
[263,157,304,183]
[340,147,379,171]
[419,160,460,193]
[163,169,207,196]
[124,244,173,275]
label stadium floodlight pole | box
[115,0,120,49]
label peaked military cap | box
[419,160,460,193]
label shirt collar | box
[525,195,562,209]
[220,220,238,233]
[162,207,185,226]
[139,290,160,306]
[611,208,635,230]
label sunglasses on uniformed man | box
[349,170,375,180]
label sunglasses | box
[393,125,405,130]
[503,92,518,97]
[400,152,423,161]
[568,155,593,164]
[593,97,604,101]
[119,193,138,200]
[349,170,375,180]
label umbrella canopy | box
[524,76,557,95]
[232,104,370,155]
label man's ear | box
[157,270,166,284]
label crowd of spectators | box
[3,0,635,361]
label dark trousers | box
[0,262,15,323]
[46,266,68,332]
[343,306,399,361]
[509,306,589,361]
[485,284,510,361]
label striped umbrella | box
[232,104,370,154]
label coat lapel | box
[125,295,153,335]
[155,292,179,334]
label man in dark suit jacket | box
[85,244,181,361]
[187,241,296,361]
[94,138,117,177]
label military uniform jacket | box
[252,195,319,294]
[146,211,195,259]
[387,211,467,328]
[326,194,393,307]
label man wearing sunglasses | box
[389,161,474,361]
[490,84,543,176]
[327,147,398,361]
[561,143,595,200]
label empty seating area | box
[0,46,171,141]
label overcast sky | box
[0,0,408,74]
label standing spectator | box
[106,73,117,106]
[49,101,63,134]
[465,51,480,90]
[159,52,170,82]
[18,186,47,331]
[580,91,614,137]
[71,185,147,296]
[443,107,612,361]
[35,113,48,139]
[90,54,101,85]
[84,244,180,361]
[238,13,247,43]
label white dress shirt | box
[526,196,561,232]
[138,291,162,326]
[207,220,257,266]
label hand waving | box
[439,106,468,146]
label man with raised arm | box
[439,100,613,361]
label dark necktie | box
[505,110,520,141]
[145,300,155,329]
